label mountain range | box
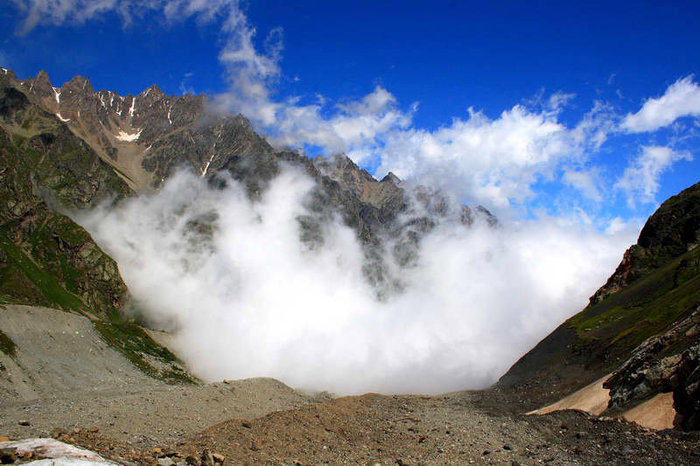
[1,68,699,436]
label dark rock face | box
[604,308,700,426]
[0,87,29,123]
[673,345,700,430]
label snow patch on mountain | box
[129,96,137,117]
[116,129,142,142]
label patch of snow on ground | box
[116,129,142,142]
[0,438,116,464]
[53,87,61,104]
[56,113,70,122]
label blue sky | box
[1,0,699,225]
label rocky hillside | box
[499,181,700,427]
[0,71,130,317]
[0,69,196,385]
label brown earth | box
[47,390,700,466]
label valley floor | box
[3,386,700,465]
[1,305,699,465]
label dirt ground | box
[45,390,700,466]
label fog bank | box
[79,168,636,394]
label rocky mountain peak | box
[63,75,94,94]
[381,172,401,186]
[33,70,54,95]
[19,69,55,100]
[141,84,165,98]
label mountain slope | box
[499,181,700,423]
[0,72,130,315]
[0,69,196,386]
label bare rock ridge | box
[16,69,495,231]
[11,67,497,278]
[19,70,206,191]
[500,181,700,428]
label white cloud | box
[13,0,624,213]
[621,76,700,133]
[573,100,618,152]
[374,106,573,210]
[78,169,637,394]
[547,91,576,112]
[615,145,693,207]
[563,168,603,202]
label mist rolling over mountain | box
[78,166,633,394]
[1,1,700,464]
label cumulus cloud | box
[78,168,637,394]
[374,107,573,210]
[615,145,693,207]
[621,76,700,133]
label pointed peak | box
[65,75,94,93]
[329,153,358,170]
[381,172,401,185]
[141,84,165,98]
[35,69,52,85]
[20,69,55,96]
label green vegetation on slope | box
[499,182,700,404]
[0,79,197,385]
[0,227,90,313]
[568,246,700,368]
[94,320,198,384]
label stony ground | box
[4,388,694,466]
[0,378,317,449]
[2,305,699,465]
